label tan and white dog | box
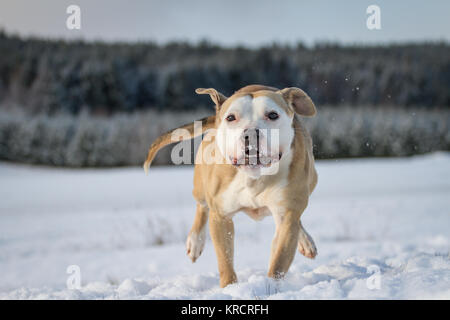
[144,85,318,288]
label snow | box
[0,152,449,299]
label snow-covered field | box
[0,153,449,299]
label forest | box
[0,32,448,166]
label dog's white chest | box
[220,170,287,217]
[219,151,292,218]
[226,177,261,207]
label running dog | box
[144,85,318,288]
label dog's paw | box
[186,230,206,263]
[298,229,317,259]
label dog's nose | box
[242,128,260,156]
[242,128,260,142]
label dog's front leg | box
[209,211,237,288]
[268,210,301,279]
[186,203,209,262]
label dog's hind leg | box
[186,203,208,263]
[297,220,317,259]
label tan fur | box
[144,84,318,287]
[143,115,216,174]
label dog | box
[144,85,318,288]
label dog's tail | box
[143,115,216,174]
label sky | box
[0,0,449,46]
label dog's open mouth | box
[230,152,282,169]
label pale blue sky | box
[0,0,449,46]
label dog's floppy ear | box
[279,87,316,117]
[195,88,228,111]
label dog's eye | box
[267,112,279,120]
[226,114,236,122]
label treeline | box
[1,107,448,167]
[0,32,449,115]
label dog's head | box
[196,85,316,177]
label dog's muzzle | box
[230,128,282,168]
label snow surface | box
[0,153,449,299]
